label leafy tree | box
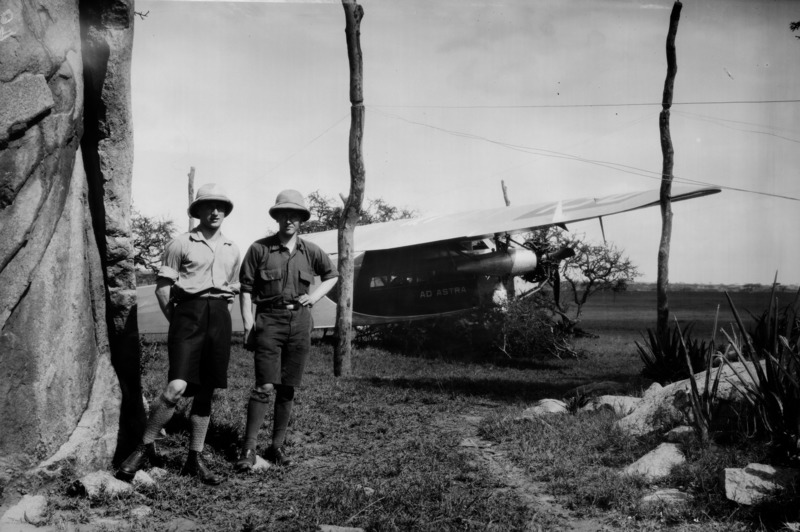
[131,209,177,274]
[523,228,640,333]
[792,20,800,39]
[304,191,415,234]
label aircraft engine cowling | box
[455,248,538,276]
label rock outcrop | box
[0,0,140,483]
[616,362,756,437]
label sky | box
[130,0,800,285]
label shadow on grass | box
[359,374,592,403]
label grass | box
[29,287,800,531]
[49,337,551,531]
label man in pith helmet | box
[235,189,338,470]
[117,183,241,485]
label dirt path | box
[434,406,616,532]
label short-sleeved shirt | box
[239,235,337,307]
[158,228,241,301]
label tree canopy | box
[131,209,176,274]
[304,191,416,234]
[523,227,640,332]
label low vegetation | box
[360,296,571,360]
[19,288,800,530]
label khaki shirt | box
[158,229,241,301]
[239,235,337,306]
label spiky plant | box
[720,283,800,464]
[638,322,714,385]
[676,309,724,446]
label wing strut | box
[599,216,607,244]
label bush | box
[637,323,714,385]
[358,298,572,361]
[498,297,573,358]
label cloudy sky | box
[131,0,800,285]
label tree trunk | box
[187,166,195,231]
[656,1,682,340]
[335,0,366,377]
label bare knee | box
[164,380,187,402]
[254,383,274,394]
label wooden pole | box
[187,166,195,231]
[335,0,366,377]
[656,1,682,340]
[500,180,514,298]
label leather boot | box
[116,442,161,482]
[117,443,146,481]
[264,445,292,466]
[181,450,222,485]
[146,441,164,467]
[235,448,257,472]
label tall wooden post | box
[656,1,682,340]
[187,166,195,231]
[500,180,514,299]
[335,0,366,377]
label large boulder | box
[0,0,140,483]
[616,361,758,437]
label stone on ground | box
[74,471,133,497]
[520,399,568,417]
[723,463,800,505]
[622,443,685,482]
[580,395,641,416]
[0,494,48,526]
[640,488,691,509]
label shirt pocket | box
[258,268,283,297]
[298,270,313,294]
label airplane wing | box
[301,185,720,253]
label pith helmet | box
[269,189,310,222]
[188,183,234,219]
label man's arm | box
[155,278,175,322]
[298,277,338,307]
[240,291,254,333]
[240,291,256,350]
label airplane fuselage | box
[311,240,538,327]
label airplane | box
[301,185,720,328]
[135,185,719,333]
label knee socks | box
[142,394,177,444]
[271,385,295,449]
[243,389,272,450]
[189,389,213,452]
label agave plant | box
[637,322,714,385]
[720,282,800,464]
[676,310,725,445]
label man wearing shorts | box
[235,189,338,470]
[117,183,241,485]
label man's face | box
[196,201,228,230]
[275,210,304,237]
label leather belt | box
[262,302,300,311]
